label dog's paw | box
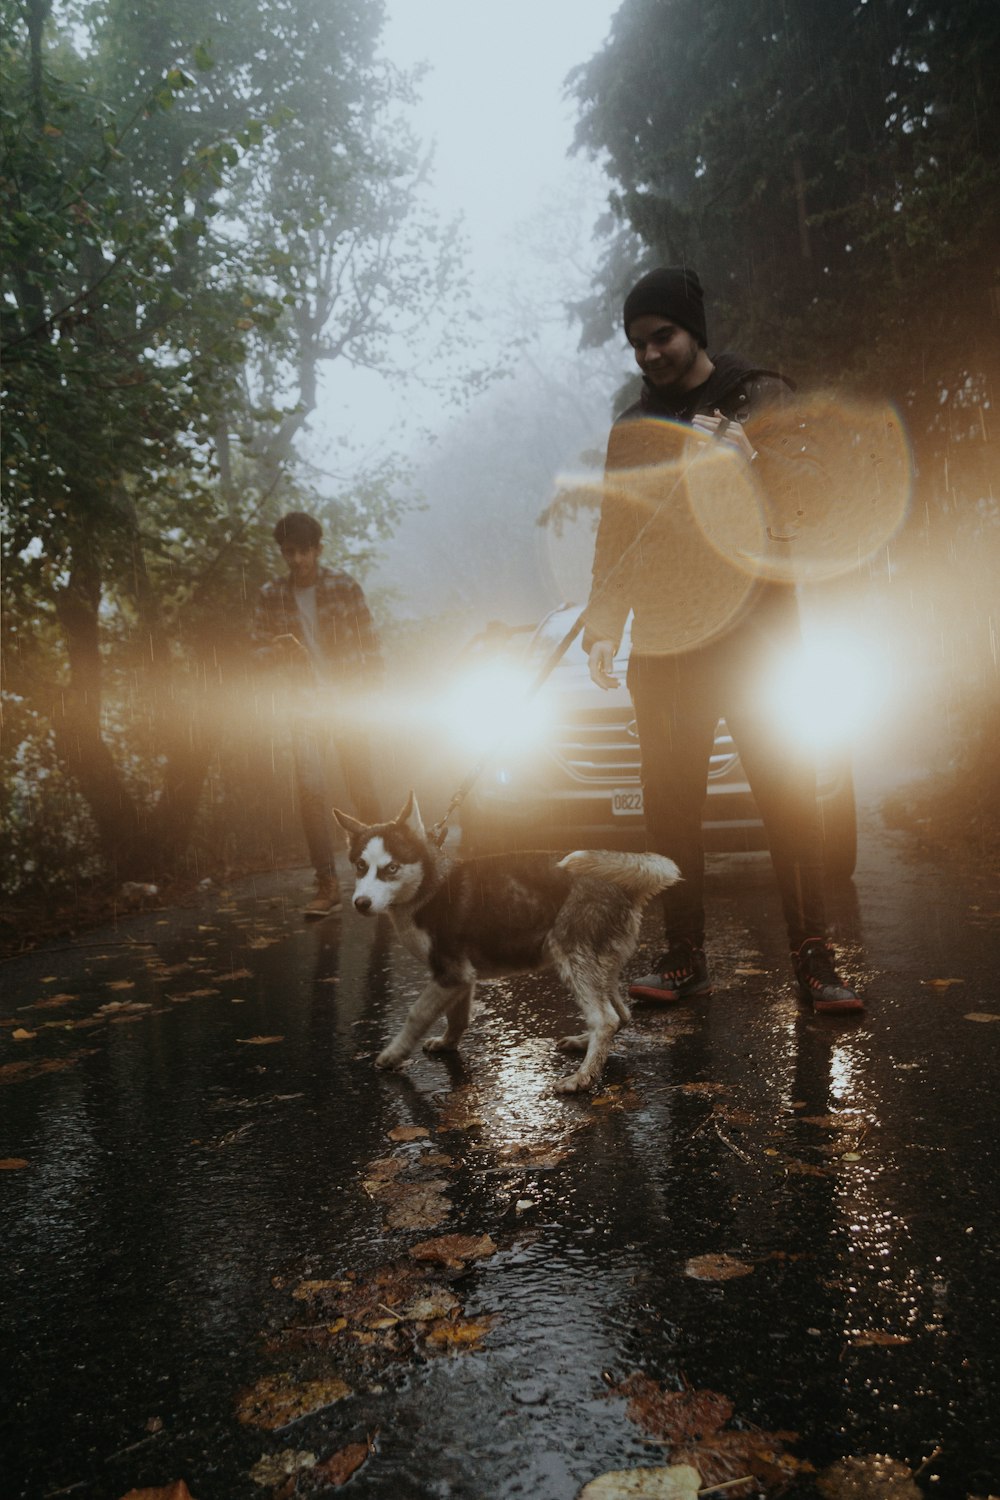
[423,1036,460,1054]
[375,1048,408,1070]
[556,1032,589,1054]
[553,1070,595,1095]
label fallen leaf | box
[247,936,281,949]
[379,1179,451,1231]
[11,1028,36,1041]
[311,1434,377,1486]
[396,1289,461,1322]
[118,1483,198,1500]
[577,1464,701,1498]
[0,1050,99,1086]
[849,1330,911,1347]
[678,1081,727,1095]
[783,1158,830,1176]
[408,1233,497,1268]
[800,1114,864,1128]
[684,1254,753,1281]
[387,1125,430,1142]
[248,1449,317,1487]
[107,979,136,991]
[217,968,254,981]
[424,1313,497,1351]
[235,1373,352,1429]
[236,1035,284,1045]
[361,1157,407,1191]
[816,1452,922,1498]
[734,966,768,976]
[919,978,964,990]
[613,1374,733,1442]
[290,1279,352,1301]
[964,1012,1000,1023]
[26,993,78,1008]
[0,1157,30,1170]
[591,1083,642,1109]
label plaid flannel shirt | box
[251,565,383,685]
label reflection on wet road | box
[1,795,998,1499]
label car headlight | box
[765,628,889,753]
[441,661,553,758]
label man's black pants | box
[627,609,828,952]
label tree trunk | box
[52,548,148,879]
[52,539,216,882]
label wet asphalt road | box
[2,780,999,1500]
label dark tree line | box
[569,0,999,494]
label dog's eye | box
[355,859,368,875]
[385,862,399,876]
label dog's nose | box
[354,895,372,914]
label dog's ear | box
[395,790,425,838]
[333,806,366,838]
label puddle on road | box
[1,878,998,1499]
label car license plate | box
[612,787,644,816]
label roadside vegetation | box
[3,0,998,953]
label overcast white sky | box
[307,0,623,461]
[382,0,618,272]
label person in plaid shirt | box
[252,511,382,917]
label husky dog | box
[333,794,680,1095]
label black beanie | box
[622,267,707,347]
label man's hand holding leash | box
[588,641,619,691]
[691,408,758,463]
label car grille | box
[550,710,742,785]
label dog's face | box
[334,793,428,917]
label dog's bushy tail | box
[558,850,681,900]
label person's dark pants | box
[292,722,380,882]
[627,598,827,953]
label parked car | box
[451,604,858,882]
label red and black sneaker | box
[792,939,864,1013]
[629,940,712,1003]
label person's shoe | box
[629,941,712,1003]
[792,938,864,1013]
[302,874,342,920]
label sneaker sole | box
[798,986,865,1013]
[628,982,713,1002]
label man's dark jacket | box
[583,351,804,656]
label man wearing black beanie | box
[583,267,864,1013]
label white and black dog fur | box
[333,793,680,1095]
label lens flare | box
[688,394,913,585]
[765,627,892,753]
[440,661,553,757]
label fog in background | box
[302,1,627,632]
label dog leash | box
[425,426,737,850]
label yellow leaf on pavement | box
[577,1464,701,1499]
[684,1253,753,1281]
[235,1373,351,1429]
[408,1233,497,1268]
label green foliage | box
[1,0,466,892]
[569,0,1000,451]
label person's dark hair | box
[274,511,322,548]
